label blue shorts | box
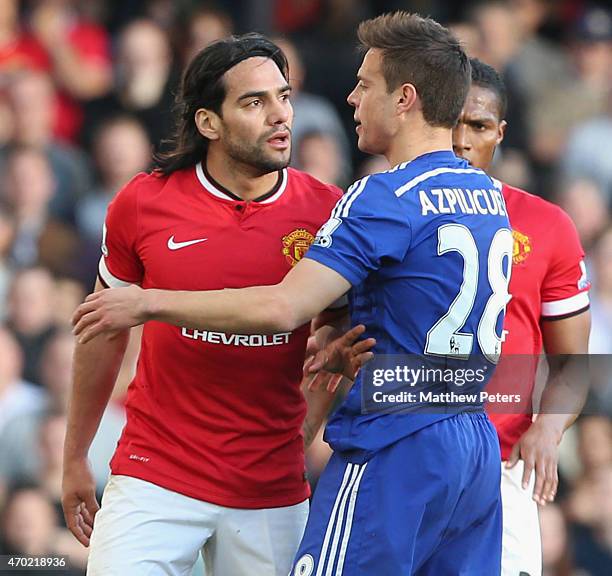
[292,412,502,575]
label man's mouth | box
[267,131,290,150]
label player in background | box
[73,13,513,574]
[61,34,374,576]
[453,58,591,576]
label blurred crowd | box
[0,0,610,574]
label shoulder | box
[331,171,401,220]
[287,168,343,202]
[114,170,168,201]
[393,161,493,199]
[502,182,574,228]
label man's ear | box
[195,108,221,141]
[497,119,507,146]
[397,83,418,115]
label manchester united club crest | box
[282,228,315,266]
[512,229,531,265]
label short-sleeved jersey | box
[488,183,590,460]
[99,163,341,508]
[306,151,513,453]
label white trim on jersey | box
[340,177,370,218]
[541,291,590,318]
[394,167,487,198]
[196,162,228,200]
[331,176,370,219]
[98,257,132,288]
[196,162,288,203]
[316,462,368,576]
[491,177,503,191]
[260,168,288,203]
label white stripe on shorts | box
[316,463,368,576]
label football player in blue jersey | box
[73,12,511,575]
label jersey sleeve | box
[98,174,145,288]
[540,207,590,320]
[305,175,412,286]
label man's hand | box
[305,324,376,391]
[506,417,563,506]
[61,458,100,547]
[72,285,148,343]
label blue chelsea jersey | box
[306,150,513,453]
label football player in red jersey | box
[452,58,591,575]
[61,34,372,576]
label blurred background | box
[0,0,610,574]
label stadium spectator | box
[589,226,612,354]
[0,0,48,74]
[0,483,84,575]
[0,203,15,318]
[0,326,45,435]
[296,130,346,187]
[27,0,112,143]
[52,277,86,329]
[567,418,612,575]
[539,503,575,576]
[0,71,92,224]
[5,267,57,384]
[183,5,233,65]
[558,178,609,253]
[81,18,176,151]
[76,115,151,244]
[0,330,125,493]
[563,111,612,204]
[2,146,82,277]
[569,463,612,575]
[273,36,351,182]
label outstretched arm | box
[74,259,351,343]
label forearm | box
[146,285,302,335]
[537,312,591,435]
[535,354,589,435]
[536,381,585,433]
[64,331,129,461]
[302,384,336,449]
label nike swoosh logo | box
[167,236,208,250]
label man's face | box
[218,57,293,173]
[452,85,506,170]
[347,49,397,156]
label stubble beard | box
[224,130,291,175]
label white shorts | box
[87,475,309,576]
[500,462,542,576]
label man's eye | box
[249,99,262,107]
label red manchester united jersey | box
[98,164,342,508]
[488,183,590,459]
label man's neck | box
[205,149,281,202]
[386,123,453,168]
